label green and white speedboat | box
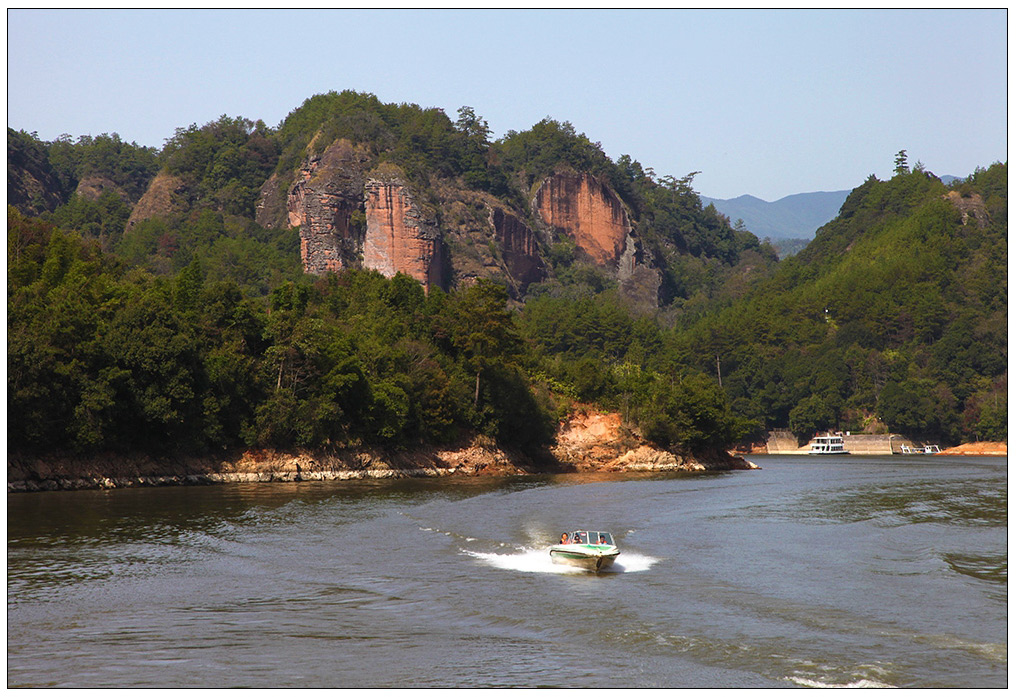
[550,531,619,572]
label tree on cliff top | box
[497,118,614,193]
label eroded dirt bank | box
[937,442,1007,456]
[7,410,756,492]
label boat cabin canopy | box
[567,531,614,546]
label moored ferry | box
[809,434,850,455]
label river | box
[7,455,1007,688]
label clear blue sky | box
[6,8,1008,200]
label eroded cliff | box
[266,144,660,300]
[286,139,370,274]
[534,172,631,267]
[489,206,546,291]
[363,173,443,291]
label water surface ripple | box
[7,456,1007,688]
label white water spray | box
[462,547,659,574]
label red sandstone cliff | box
[534,171,659,304]
[258,143,657,299]
[363,172,443,291]
[285,139,370,275]
[489,206,546,291]
[534,171,631,266]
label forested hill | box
[6,92,1007,458]
[673,162,1007,445]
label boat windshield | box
[565,531,614,545]
[574,531,613,545]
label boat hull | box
[549,545,619,572]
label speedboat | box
[549,531,619,572]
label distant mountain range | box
[701,190,851,242]
[703,175,962,245]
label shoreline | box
[935,442,1007,457]
[7,410,757,493]
[6,443,755,493]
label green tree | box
[894,149,909,176]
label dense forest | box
[7,91,1008,460]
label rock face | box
[74,176,129,203]
[255,171,289,230]
[551,409,755,472]
[489,206,545,291]
[270,141,443,290]
[535,172,631,266]
[286,139,369,275]
[126,171,188,231]
[363,175,443,291]
[944,190,989,228]
[267,143,660,299]
[7,134,66,216]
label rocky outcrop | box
[7,132,66,216]
[944,190,989,228]
[534,172,631,266]
[363,172,443,291]
[74,176,129,203]
[271,142,444,289]
[286,139,370,275]
[255,171,290,230]
[551,410,756,472]
[616,234,662,308]
[126,171,188,230]
[263,143,666,302]
[534,171,661,304]
[8,409,755,492]
[489,206,545,291]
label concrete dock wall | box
[765,431,917,455]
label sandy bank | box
[937,442,1007,457]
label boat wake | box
[787,676,896,689]
[462,547,659,574]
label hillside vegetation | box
[676,163,1007,444]
[6,94,1007,458]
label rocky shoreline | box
[7,411,756,493]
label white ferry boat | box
[900,444,942,454]
[809,434,850,455]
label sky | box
[6,8,1009,201]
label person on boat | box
[573,533,583,544]
[599,535,608,544]
[560,533,569,544]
